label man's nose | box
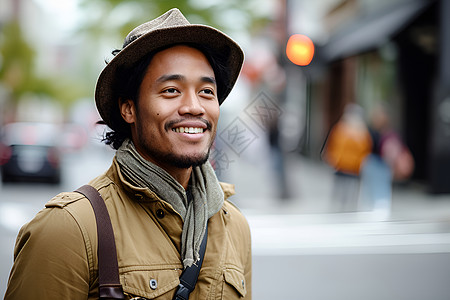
[178,91,206,115]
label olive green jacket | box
[5,159,252,299]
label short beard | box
[136,129,213,169]
[135,114,215,168]
[161,150,211,169]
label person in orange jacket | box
[323,103,373,212]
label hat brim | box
[95,24,244,130]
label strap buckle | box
[173,283,190,300]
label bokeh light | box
[286,34,314,66]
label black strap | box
[173,226,208,300]
[75,185,125,300]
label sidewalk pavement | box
[233,152,450,300]
[221,151,450,255]
[229,151,450,223]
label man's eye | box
[201,89,214,95]
[163,88,178,94]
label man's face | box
[122,45,220,170]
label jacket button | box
[156,209,165,219]
[149,279,158,290]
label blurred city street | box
[2,0,450,299]
[1,138,450,299]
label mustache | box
[165,117,212,131]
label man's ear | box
[119,98,136,124]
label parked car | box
[0,122,62,184]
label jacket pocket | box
[121,268,180,299]
[221,268,247,298]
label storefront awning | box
[321,0,434,62]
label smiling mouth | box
[172,127,205,134]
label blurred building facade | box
[285,0,449,194]
[1,0,61,124]
[0,0,97,126]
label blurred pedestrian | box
[322,103,373,212]
[360,104,414,218]
[5,9,251,300]
[242,38,290,199]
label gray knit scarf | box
[116,139,224,268]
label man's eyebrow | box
[155,74,216,85]
[156,74,185,83]
[201,76,216,85]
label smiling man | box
[121,45,221,183]
[5,9,251,300]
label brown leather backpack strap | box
[75,185,125,300]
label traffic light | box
[286,34,314,66]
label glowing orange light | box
[286,34,315,66]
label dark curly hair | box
[99,43,231,150]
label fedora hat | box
[95,8,244,130]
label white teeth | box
[173,127,204,134]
